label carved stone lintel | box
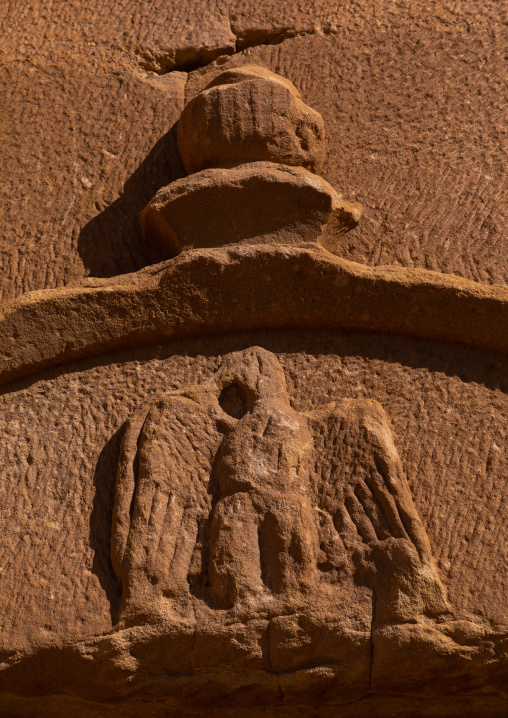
[1,245,507,388]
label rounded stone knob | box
[177,66,325,175]
[140,161,361,258]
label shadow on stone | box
[89,425,125,623]
[77,122,186,279]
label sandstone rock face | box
[0,320,507,715]
[1,2,506,301]
[140,163,358,255]
[1,246,507,387]
[1,2,508,716]
[177,69,325,174]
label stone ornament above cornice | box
[2,64,506,389]
[140,64,363,258]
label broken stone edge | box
[0,244,507,388]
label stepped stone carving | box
[140,162,355,255]
[177,64,325,174]
[140,65,363,258]
[112,347,450,627]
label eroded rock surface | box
[140,163,358,254]
[1,2,508,716]
[141,65,359,257]
[1,1,506,300]
[2,245,508,388]
[113,346,451,629]
[0,336,507,715]
[177,66,325,174]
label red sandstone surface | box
[0,3,507,716]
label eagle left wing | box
[306,398,451,623]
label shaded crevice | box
[369,586,376,689]
[136,44,235,75]
[137,25,338,75]
[234,23,339,52]
[233,26,304,53]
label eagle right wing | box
[306,398,433,561]
[112,388,224,613]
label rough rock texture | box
[142,65,359,257]
[113,346,451,625]
[1,1,506,300]
[1,245,508,387]
[0,331,507,714]
[139,164,359,256]
[1,2,508,716]
[177,68,325,174]
[0,248,507,717]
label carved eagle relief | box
[112,347,450,625]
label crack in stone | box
[136,25,338,75]
[368,585,376,689]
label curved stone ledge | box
[1,244,507,387]
[0,617,506,711]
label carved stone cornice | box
[1,244,507,388]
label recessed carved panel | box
[0,334,506,709]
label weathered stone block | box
[177,69,325,174]
[140,161,360,256]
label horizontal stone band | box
[1,244,507,387]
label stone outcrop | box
[1,4,507,717]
